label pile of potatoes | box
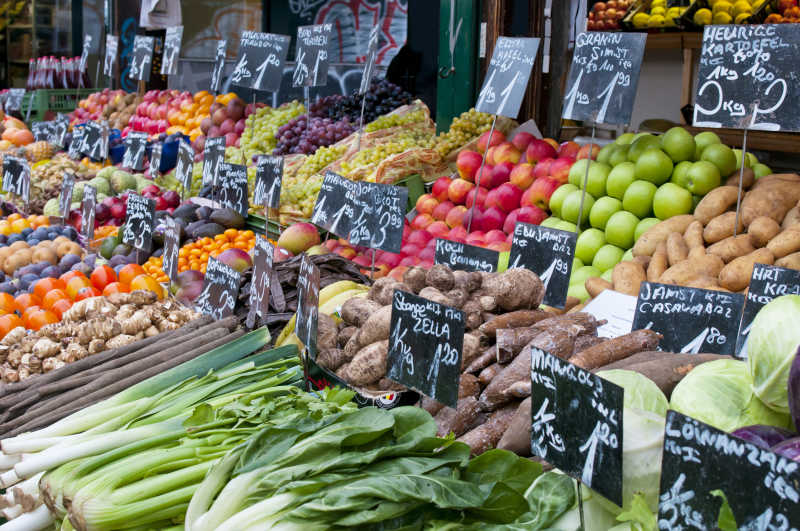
[584,172,800,298]
[0,238,82,276]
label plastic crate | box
[21,89,98,123]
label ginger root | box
[87,339,105,354]
[1,327,25,346]
[105,334,138,349]
[120,310,151,335]
[32,338,60,358]
[42,357,65,373]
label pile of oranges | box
[166,92,240,142]
[0,213,51,235]
[0,263,165,339]
[144,229,256,279]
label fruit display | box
[27,155,95,215]
[194,91,251,149]
[319,79,414,124]
[69,89,140,130]
[588,0,633,30]
[765,0,800,22]
[0,115,34,148]
[631,0,689,28]
[273,115,355,155]
[238,100,305,162]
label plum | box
[41,265,60,278]
[59,253,82,270]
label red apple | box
[432,200,455,221]
[456,150,483,182]
[477,130,506,153]
[533,158,555,180]
[558,141,581,158]
[487,241,512,252]
[465,187,489,209]
[517,205,548,226]
[432,176,453,202]
[577,143,601,160]
[484,229,507,244]
[485,146,499,166]
[419,246,435,262]
[492,183,524,213]
[527,177,561,210]
[525,139,558,164]
[415,193,439,215]
[411,214,434,231]
[503,208,520,234]
[511,132,536,152]
[445,205,468,228]
[466,231,486,246]
[486,162,513,189]
[399,256,420,267]
[492,142,522,165]
[401,243,422,256]
[427,221,450,238]
[447,179,475,205]
[509,163,536,190]
[481,206,506,232]
[448,225,468,242]
[549,156,575,184]
[407,230,433,248]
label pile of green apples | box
[541,126,773,302]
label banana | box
[319,289,368,321]
[319,280,367,306]
[276,284,368,345]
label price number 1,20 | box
[563,69,631,126]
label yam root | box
[719,248,774,292]
[435,396,482,437]
[462,333,481,370]
[457,403,517,455]
[459,373,480,398]
[316,348,348,371]
[570,329,662,370]
[402,266,427,294]
[425,265,455,292]
[417,286,454,307]
[571,335,606,357]
[748,216,782,248]
[337,326,357,348]
[317,313,338,351]
[478,309,549,337]
[420,396,444,416]
[353,305,392,348]
[465,346,496,373]
[693,186,739,225]
[483,269,544,311]
[496,327,540,364]
[367,277,400,306]
[478,363,502,387]
[528,328,578,360]
[612,261,646,296]
[338,340,389,385]
[340,298,381,327]
[502,380,531,399]
[496,397,532,456]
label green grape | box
[239,101,305,161]
[433,108,493,157]
[364,109,426,133]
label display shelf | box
[685,126,800,153]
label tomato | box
[74,286,102,301]
[0,314,23,339]
[14,293,41,313]
[50,298,72,320]
[60,270,87,284]
[102,282,130,296]
[26,310,58,331]
[33,278,66,300]
[130,274,164,300]
[118,264,146,285]
[41,289,69,310]
[90,265,117,290]
[65,276,92,300]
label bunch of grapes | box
[273,115,355,156]
[280,143,348,217]
[323,79,413,124]
[239,101,305,162]
[339,129,434,175]
[365,109,427,133]
[308,95,344,118]
[432,108,494,157]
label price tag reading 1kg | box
[476,36,540,119]
[387,290,465,408]
[293,24,333,87]
[122,131,147,171]
[509,223,576,309]
[81,184,96,241]
[311,171,353,239]
[694,25,800,131]
[162,217,180,284]
[254,155,283,209]
[658,411,800,529]
[736,263,800,358]
[348,182,408,254]
[232,32,290,92]
[160,26,183,76]
[434,239,499,273]
[218,162,249,216]
[246,236,274,329]
[210,40,227,94]
[202,136,226,188]
[175,140,194,194]
[530,347,623,506]
[104,35,118,77]
[59,172,74,221]
[296,255,320,359]
[562,32,647,125]
[122,194,156,252]
[149,143,162,178]
[129,36,155,82]
[632,282,744,355]
[196,257,240,319]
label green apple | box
[601,268,613,282]
[608,144,631,167]
[555,220,578,232]
[622,180,657,218]
[540,217,561,228]
[621,248,634,263]
[575,228,606,264]
[606,162,637,200]
[670,160,693,188]
[605,210,640,249]
[570,265,602,287]
[653,182,693,220]
[627,135,662,162]
[596,143,617,165]
[592,244,625,272]
[615,132,636,145]
[568,282,591,303]
[693,131,721,160]
[753,163,772,179]
[634,217,661,241]
[549,183,578,218]
[746,152,758,167]
[686,161,721,195]
[568,160,611,198]
[733,148,751,169]
[589,196,623,230]
[561,190,595,226]
[661,126,696,163]
[635,148,674,185]
[573,257,584,270]
[568,159,590,187]
[701,143,737,176]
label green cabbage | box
[671,359,791,432]
[748,295,800,414]
[598,369,669,417]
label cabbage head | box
[671,359,791,432]
[748,295,800,414]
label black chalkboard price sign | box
[348,182,408,254]
[2,156,29,207]
[736,263,800,358]
[434,238,499,273]
[4,89,24,113]
[232,32,290,92]
[160,26,183,76]
[476,36,540,119]
[218,162,249,216]
[104,35,118,78]
[694,25,800,132]
[202,136,225,187]
[149,143,162,178]
[51,114,69,148]
[254,155,283,209]
[658,410,800,529]
[359,23,381,94]
[32,122,50,142]
[68,128,85,160]
[82,121,108,161]
[632,282,744,355]
[79,34,92,74]
[530,347,624,506]
[162,217,180,285]
[210,40,227,94]
[562,32,647,125]
[386,290,465,408]
[175,140,194,194]
[246,236,274,329]
[122,194,156,252]
[296,255,320,359]
[59,172,74,221]
[293,24,333,87]
[195,257,240,319]
[81,184,96,241]
[509,223,576,309]
[129,35,155,82]
[310,171,354,239]
[122,132,147,171]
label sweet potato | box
[683,220,705,250]
[632,215,696,257]
[612,260,646,296]
[724,167,755,189]
[775,251,800,270]
[647,242,668,282]
[496,397,532,456]
[585,276,612,298]
[478,363,502,387]
[337,326,357,348]
[457,402,518,455]
[719,248,774,291]
[707,234,755,263]
[766,228,800,258]
[741,176,800,227]
[694,185,739,225]
[666,232,689,266]
[459,373,480,398]
[659,254,724,286]
[340,298,382,328]
[570,329,662,370]
[317,313,338,351]
[483,268,544,311]
[782,204,800,229]
[748,216,782,248]
[435,396,482,437]
[339,340,389,385]
[479,309,549,337]
[704,211,743,244]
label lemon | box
[708,0,720,6]
[735,12,751,22]
[667,6,682,17]
[651,6,666,15]
[733,0,752,14]
[649,14,667,26]
[651,0,667,6]
[694,7,713,24]
[713,11,733,23]
[713,1,733,14]
[632,12,650,28]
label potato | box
[31,247,57,266]
[666,232,688,266]
[632,215,696,257]
[707,234,755,263]
[683,220,705,250]
[659,254,724,286]
[766,228,800,258]
[782,204,800,229]
[724,167,755,190]
[685,276,723,290]
[585,276,612,298]
[748,216,781,248]
[703,212,743,244]
[741,176,800,226]
[612,261,646,296]
[693,186,739,225]
[647,242,668,282]
[775,252,800,271]
[719,248,775,291]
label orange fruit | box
[22,306,42,327]
[130,274,164,299]
[50,298,72,319]
[0,292,17,314]
[33,278,66,300]
[60,270,87,284]
[90,265,117,290]
[14,293,40,312]
[65,276,92,299]
[74,286,102,301]
[26,310,58,331]
[118,264,146,285]
[102,282,130,296]
[41,289,69,310]
[0,314,23,338]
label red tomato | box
[90,265,118,290]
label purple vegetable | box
[771,437,800,462]
[789,346,800,432]
[732,425,795,449]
